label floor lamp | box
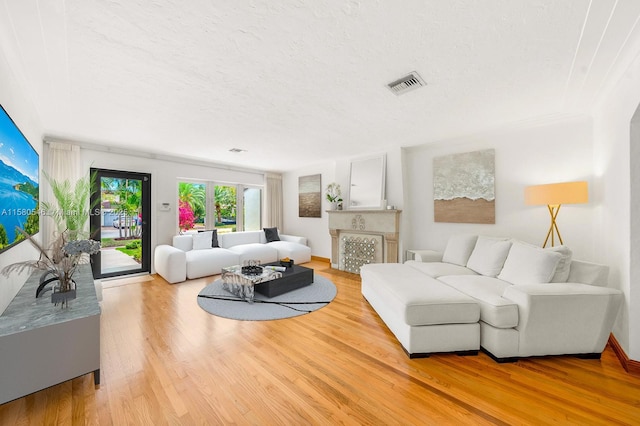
[524,181,588,248]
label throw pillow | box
[466,236,512,277]
[192,231,213,250]
[198,229,219,248]
[264,227,280,243]
[498,241,563,285]
[442,234,478,266]
[546,245,572,282]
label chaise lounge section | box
[361,234,623,361]
[361,262,481,357]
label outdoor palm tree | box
[179,182,206,227]
[214,185,236,224]
[116,179,142,238]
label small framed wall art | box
[298,174,321,218]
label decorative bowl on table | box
[241,260,263,276]
[279,258,294,268]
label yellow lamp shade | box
[525,181,588,206]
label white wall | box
[282,148,404,259]
[283,162,336,259]
[0,48,43,314]
[283,118,596,264]
[75,147,264,273]
[402,116,597,260]
[593,51,640,361]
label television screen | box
[0,104,39,253]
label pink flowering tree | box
[178,200,195,231]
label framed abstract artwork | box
[433,149,495,224]
[298,174,321,218]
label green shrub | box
[125,240,141,250]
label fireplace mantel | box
[327,209,401,270]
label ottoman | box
[361,263,481,358]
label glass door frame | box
[90,168,151,279]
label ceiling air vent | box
[387,72,426,95]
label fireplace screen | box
[340,235,382,273]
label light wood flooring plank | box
[1,260,639,425]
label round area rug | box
[197,275,337,321]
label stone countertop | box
[0,264,101,337]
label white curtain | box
[43,141,82,247]
[264,173,283,230]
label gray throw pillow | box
[264,227,280,242]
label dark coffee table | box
[254,263,314,297]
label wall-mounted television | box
[0,104,39,253]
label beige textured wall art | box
[433,149,495,224]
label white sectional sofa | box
[360,234,623,362]
[154,229,312,284]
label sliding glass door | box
[243,186,262,231]
[90,168,151,279]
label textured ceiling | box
[1,0,640,172]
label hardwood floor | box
[1,260,639,425]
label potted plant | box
[41,170,97,241]
[326,183,343,210]
[2,229,100,307]
[2,171,100,307]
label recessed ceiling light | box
[229,148,247,153]
[387,71,426,95]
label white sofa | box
[154,229,312,283]
[360,234,623,362]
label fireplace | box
[340,233,384,273]
[327,209,401,272]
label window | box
[213,184,237,234]
[178,181,261,234]
[178,182,206,231]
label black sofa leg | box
[482,348,519,363]
[576,353,602,360]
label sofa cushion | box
[173,234,194,252]
[220,230,263,248]
[405,260,478,278]
[547,245,572,282]
[498,241,562,285]
[263,227,280,243]
[185,248,240,279]
[228,243,278,264]
[192,231,213,250]
[360,263,479,327]
[438,275,519,328]
[267,240,311,264]
[442,234,478,266]
[280,234,307,245]
[466,236,512,277]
